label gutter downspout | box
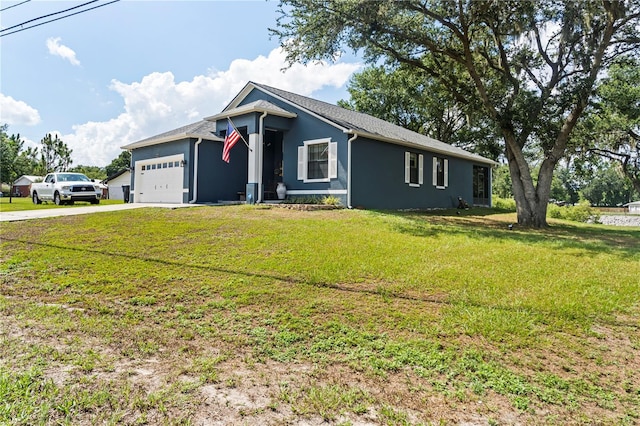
[347,132,358,209]
[257,111,268,203]
[189,137,203,204]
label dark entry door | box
[262,130,284,200]
[473,165,490,206]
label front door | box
[262,130,284,200]
[473,165,490,206]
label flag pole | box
[227,117,252,151]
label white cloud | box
[62,47,361,166]
[46,37,80,66]
[0,93,41,126]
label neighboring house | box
[625,201,640,215]
[103,169,132,201]
[121,82,496,209]
[12,175,43,197]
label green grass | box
[0,196,123,212]
[1,205,639,424]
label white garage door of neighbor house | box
[135,155,185,203]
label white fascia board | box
[203,103,297,122]
[121,133,223,150]
[220,82,256,112]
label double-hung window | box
[433,156,449,189]
[308,142,328,180]
[405,152,424,186]
[298,138,338,182]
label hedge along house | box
[123,81,496,208]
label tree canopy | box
[338,65,502,160]
[105,151,131,178]
[574,56,640,194]
[39,133,73,174]
[272,0,640,226]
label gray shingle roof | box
[250,82,495,165]
[121,120,222,150]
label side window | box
[308,142,328,180]
[297,139,338,182]
[404,152,424,186]
[432,156,449,189]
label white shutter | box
[328,142,338,179]
[432,157,438,186]
[444,159,449,187]
[418,154,424,185]
[405,152,411,183]
[297,146,306,180]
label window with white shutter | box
[297,138,337,182]
[405,152,423,187]
[433,156,448,189]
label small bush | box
[493,197,516,211]
[547,201,599,223]
[283,196,321,204]
[321,195,342,206]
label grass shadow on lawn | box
[381,208,640,257]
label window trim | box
[297,138,338,183]
[432,156,449,189]
[404,151,424,187]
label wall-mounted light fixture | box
[180,159,187,167]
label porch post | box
[247,133,262,203]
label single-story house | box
[103,169,132,202]
[625,201,640,215]
[12,175,43,197]
[121,82,496,209]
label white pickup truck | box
[31,172,102,205]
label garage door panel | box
[135,155,184,203]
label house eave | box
[121,133,223,150]
[204,102,297,122]
[345,130,498,166]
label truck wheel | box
[90,198,100,205]
[54,192,63,206]
[32,192,42,204]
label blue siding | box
[351,138,474,209]
[196,139,248,202]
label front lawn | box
[1,205,638,425]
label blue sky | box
[1,0,362,167]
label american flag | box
[222,119,241,163]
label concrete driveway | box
[0,203,196,222]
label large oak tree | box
[272,0,640,227]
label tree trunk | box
[508,163,550,228]
[504,134,555,228]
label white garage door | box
[135,154,185,203]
